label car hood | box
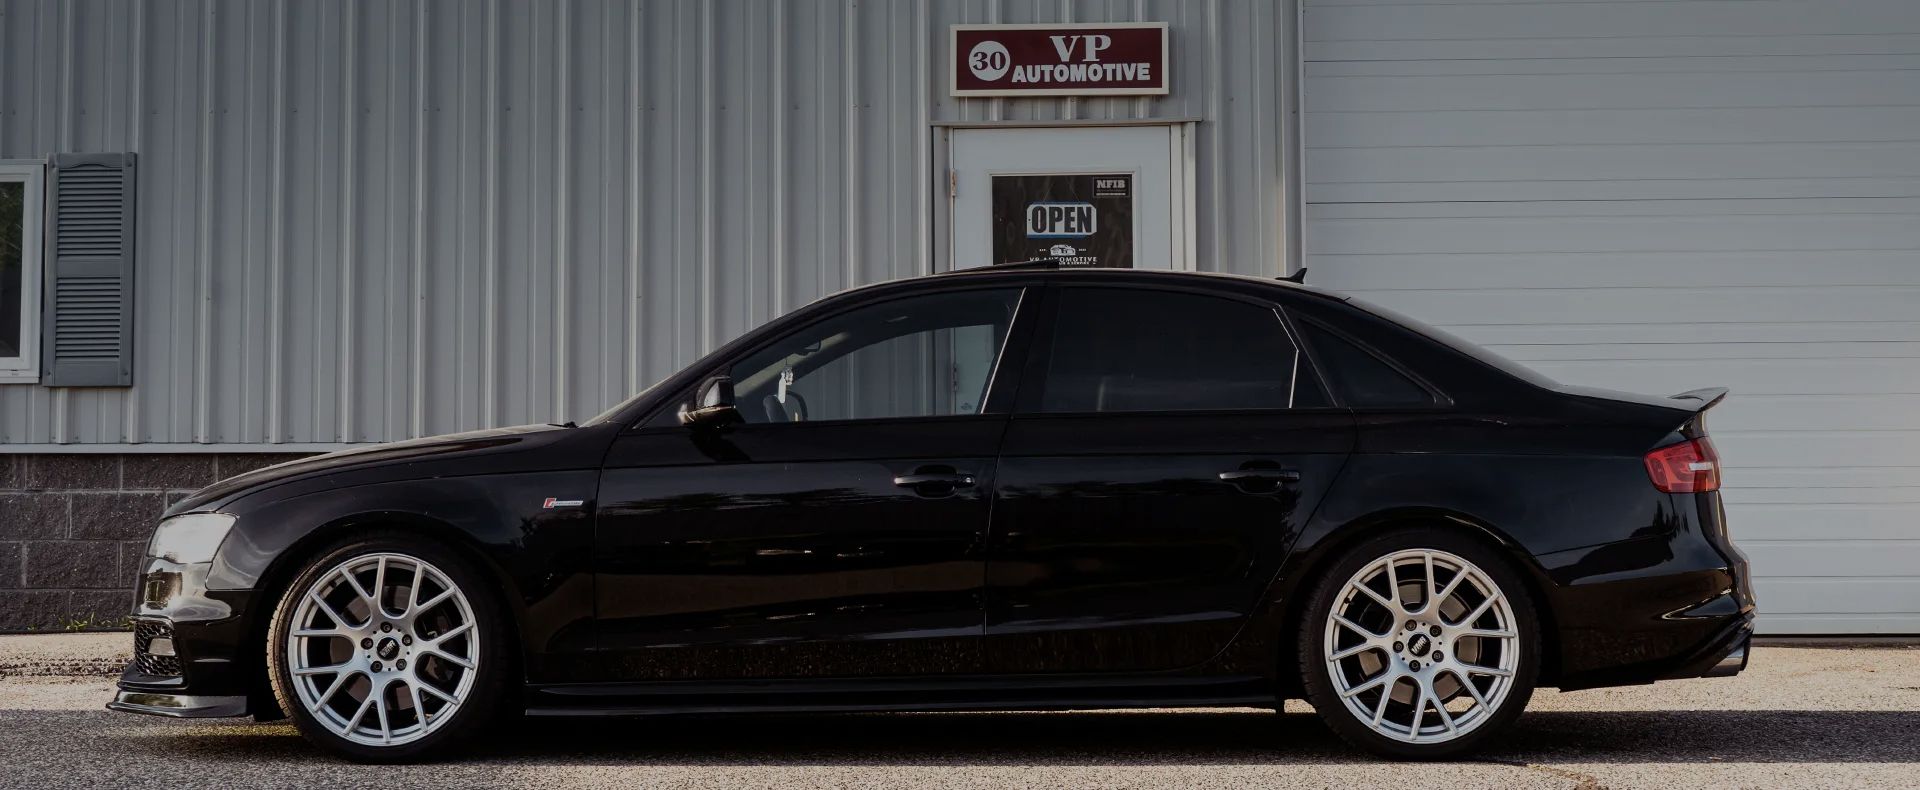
[167,424,574,515]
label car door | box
[986,284,1355,674]
[591,286,1035,681]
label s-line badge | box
[541,497,586,509]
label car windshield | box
[1345,296,1558,388]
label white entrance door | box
[948,125,1192,271]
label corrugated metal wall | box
[0,0,1295,448]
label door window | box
[1035,287,1306,413]
[728,288,1023,424]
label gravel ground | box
[0,642,1914,789]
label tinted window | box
[1037,288,1303,413]
[1347,296,1557,388]
[1299,321,1434,407]
[729,288,1021,423]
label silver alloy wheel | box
[285,552,479,747]
[1322,548,1520,744]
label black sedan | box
[111,263,1753,761]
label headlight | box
[146,513,237,564]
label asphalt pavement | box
[1,639,1914,789]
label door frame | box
[933,120,1199,274]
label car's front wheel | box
[1298,529,1540,759]
[266,533,509,762]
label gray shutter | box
[41,152,136,387]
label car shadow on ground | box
[104,708,1920,766]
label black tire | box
[1297,527,1541,759]
[266,532,513,763]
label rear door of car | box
[985,282,1355,674]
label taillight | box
[1645,437,1721,493]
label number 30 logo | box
[968,40,1011,82]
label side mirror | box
[679,375,743,428]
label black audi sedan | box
[111,263,1753,761]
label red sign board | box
[950,23,1169,97]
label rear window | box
[1345,296,1558,389]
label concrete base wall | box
[0,454,314,631]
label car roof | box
[922,264,1351,302]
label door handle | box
[1217,468,1301,484]
[894,472,977,488]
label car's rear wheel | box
[1298,529,1540,759]
[266,533,509,762]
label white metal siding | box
[1304,0,1920,634]
[0,0,1297,448]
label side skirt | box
[524,673,1274,717]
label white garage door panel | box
[1305,0,1920,633]
[1307,0,1920,41]
[1308,33,1920,62]
[1745,541,1920,577]
[1349,289,1920,327]
[1728,503,1920,542]
[1315,252,1919,291]
[1309,106,1920,148]
[1307,72,1920,113]
[1308,216,1920,256]
[1311,178,1920,204]
[1456,322,1920,347]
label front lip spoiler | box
[107,691,249,719]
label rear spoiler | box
[1669,387,1729,413]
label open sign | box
[1026,202,1097,238]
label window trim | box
[1016,282,1336,418]
[0,160,44,383]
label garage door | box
[1302,0,1920,634]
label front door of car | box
[591,286,1034,681]
[986,285,1354,674]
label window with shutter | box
[41,153,135,387]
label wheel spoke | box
[412,588,455,617]
[292,628,348,639]
[1431,689,1458,733]
[1370,682,1392,725]
[1332,614,1382,639]
[1451,595,1497,628]
[1386,559,1401,609]
[342,568,376,604]
[1434,571,1468,609]
[375,692,392,744]
[1460,662,1513,678]
[1408,687,1426,738]
[424,620,474,646]
[293,661,355,677]
[418,681,460,705]
[1423,552,1437,610]
[1355,581,1395,610]
[1341,671,1394,699]
[409,680,429,728]
[423,647,475,670]
[373,557,390,617]
[1462,628,1516,640]
[315,669,356,706]
[1330,642,1377,661]
[308,591,357,630]
[1450,667,1491,709]
[343,693,376,736]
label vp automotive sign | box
[951,23,1169,97]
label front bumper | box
[109,555,260,719]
